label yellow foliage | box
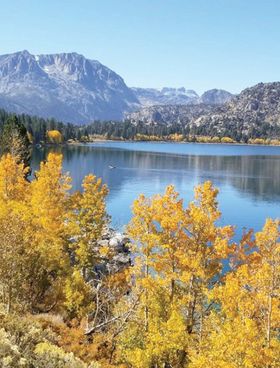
[134,134,163,141]
[269,139,280,145]
[248,138,268,145]
[168,133,184,141]
[194,218,280,367]
[119,181,234,367]
[34,341,87,367]
[46,130,63,144]
[64,268,94,318]
[0,152,108,317]
[0,153,29,202]
[220,136,235,143]
[0,150,279,367]
[68,174,108,270]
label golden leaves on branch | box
[0,152,108,317]
[118,181,280,368]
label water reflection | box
[32,144,280,200]
[32,142,280,234]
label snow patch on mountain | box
[0,50,139,124]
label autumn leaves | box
[117,183,280,367]
[0,153,108,317]
[0,152,279,367]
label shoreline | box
[66,139,280,148]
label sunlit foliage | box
[46,129,63,144]
[0,149,279,367]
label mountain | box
[132,87,199,106]
[190,82,280,139]
[127,104,217,125]
[200,89,233,105]
[0,50,139,124]
[128,83,280,140]
[132,87,233,107]
[0,50,234,124]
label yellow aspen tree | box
[0,152,109,318]
[254,219,280,349]
[64,267,94,319]
[46,130,63,144]
[0,154,31,312]
[190,219,280,368]
[26,153,72,310]
[118,181,233,367]
[0,153,29,203]
[65,174,109,321]
[30,152,71,260]
[68,174,108,273]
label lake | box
[31,141,280,238]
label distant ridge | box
[132,87,233,106]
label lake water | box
[31,142,280,238]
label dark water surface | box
[31,142,280,237]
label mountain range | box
[132,87,233,106]
[128,82,280,140]
[0,50,233,124]
[1,50,280,140]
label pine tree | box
[0,115,31,168]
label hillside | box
[128,83,280,140]
[127,104,218,124]
[191,82,280,139]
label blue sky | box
[1,0,280,94]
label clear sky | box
[1,0,280,94]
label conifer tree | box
[0,115,31,167]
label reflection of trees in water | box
[31,145,280,202]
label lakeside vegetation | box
[1,109,280,146]
[0,113,279,367]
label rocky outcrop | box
[127,103,217,125]
[200,89,233,105]
[94,227,131,276]
[190,82,280,138]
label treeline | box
[82,120,280,143]
[0,109,83,143]
[1,108,280,145]
[84,120,186,140]
[0,110,193,143]
[0,150,279,367]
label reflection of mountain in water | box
[31,144,280,203]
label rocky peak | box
[0,50,45,80]
[200,89,234,105]
[132,86,199,106]
[230,82,280,111]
